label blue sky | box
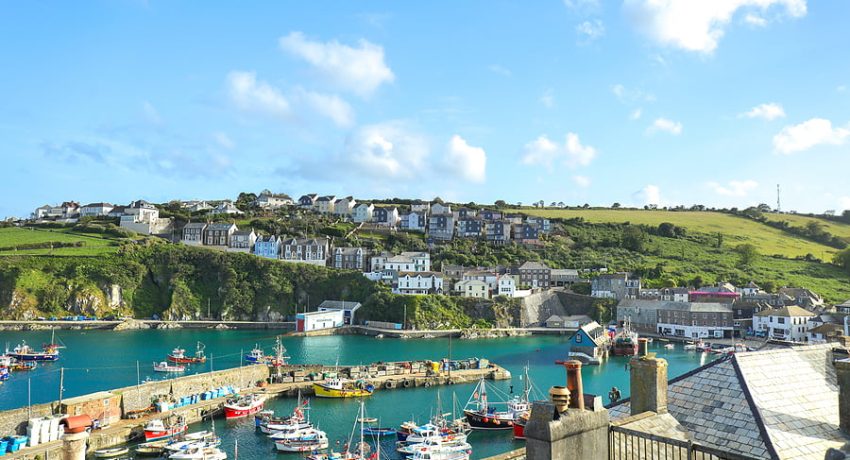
[2,0,849,218]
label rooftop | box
[754,305,816,317]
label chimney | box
[629,338,668,416]
[837,359,850,435]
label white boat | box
[153,361,186,373]
[683,342,697,351]
[168,446,227,460]
[265,422,314,437]
[93,447,130,458]
[405,437,472,460]
[375,334,384,339]
[663,343,675,350]
[273,429,329,452]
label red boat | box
[144,418,187,441]
[611,320,638,357]
[224,394,265,419]
[513,415,528,440]
[167,342,206,364]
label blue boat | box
[244,345,265,364]
[363,427,397,437]
[0,368,9,381]
[7,341,59,362]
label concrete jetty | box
[1,358,509,460]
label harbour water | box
[0,330,716,459]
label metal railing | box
[609,425,763,460]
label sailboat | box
[511,366,536,440]
[306,401,371,460]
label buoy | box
[507,421,513,426]
[483,418,489,423]
[403,380,411,388]
[424,381,431,387]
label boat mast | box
[359,401,364,458]
[523,365,531,402]
[479,379,487,412]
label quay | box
[0,357,509,460]
[0,320,293,331]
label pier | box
[0,358,509,460]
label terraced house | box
[281,237,329,266]
[203,222,237,247]
[333,247,368,271]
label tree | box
[612,203,621,209]
[715,232,724,249]
[622,226,648,252]
[735,243,760,266]
[835,247,850,273]
[494,200,507,208]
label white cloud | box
[565,133,597,167]
[540,90,555,108]
[573,175,592,187]
[488,64,512,77]
[445,135,486,183]
[624,0,807,53]
[563,0,600,14]
[707,179,759,197]
[142,101,161,125]
[576,20,605,43]
[227,71,290,117]
[279,31,394,97]
[294,88,354,127]
[636,184,662,206]
[773,118,850,154]
[521,133,597,169]
[345,122,428,179]
[741,102,785,120]
[611,83,655,103]
[212,132,235,150]
[630,108,642,120]
[840,196,850,212]
[744,13,767,26]
[648,117,683,135]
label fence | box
[609,425,762,460]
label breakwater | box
[1,357,507,460]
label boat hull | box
[224,401,264,419]
[464,410,513,430]
[513,420,526,440]
[8,353,57,362]
[144,425,187,442]
[312,383,373,398]
[611,345,637,356]
[167,355,205,364]
[274,440,328,453]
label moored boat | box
[168,446,227,460]
[273,429,329,453]
[8,340,59,362]
[154,361,186,373]
[611,319,639,356]
[244,345,265,364]
[168,342,206,364]
[11,360,37,372]
[463,379,529,430]
[363,426,397,437]
[223,393,265,419]
[313,378,374,398]
[144,417,188,442]
[93,447,130,458]
[135,441,168,456]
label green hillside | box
[511,208,843,259]
[0,227,124,256]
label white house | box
[334,196,356,215]
[431,203,452,216]
[455,280,490,299]
[296,310,344,332]
[210,201,243,216]
[255,191,293,209]
[396,272,444,295]
[120,201,170,235]
[352,203,374,223]
[660,287,690,303]
[183,200,212,213]
[80,202,114,217]
[462,270,498,290]
[497,274,517,297]
[315,196,337,214]
[753,305,815,342]
[411,201,430,214]
[371,251,431,273]
[401,212,427,232]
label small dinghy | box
[363,427,397,437]
[135,441,167,457]
[94,447,130,458]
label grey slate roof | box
[609,344,848,459]
[183,222,207,230]
[206,223,237,231]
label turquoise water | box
[0,330,715,459]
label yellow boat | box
[312,378,375,398]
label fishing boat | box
[463,379,528,430]
[397,420,420,441]
[683,341,697,351]
[93,447,130,458]
[611,319,639,356]
[223,393,265,419]
[153,361,186,373]
[0,354,15,368]
[0,368,9,381]
[244,345,265,364]
[8,340,59,362]
[510,366,536,440]
[144,417,188,441]
[168,342,206,364]
[261,393,311,434]
[513,412,530,440]
[273,429,329,453]
[313,377,374,398]
[168,446,227,460]
[267,336,290,368]
[305,401,371,460]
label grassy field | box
[761,213,850,243]
[510,208,840,259]
[0,227,121,256]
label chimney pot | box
[638,337,649,356]
[556,359,585,410]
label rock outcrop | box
[113,319,150,331]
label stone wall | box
[520,290,597,326]
[0,365,270,437]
